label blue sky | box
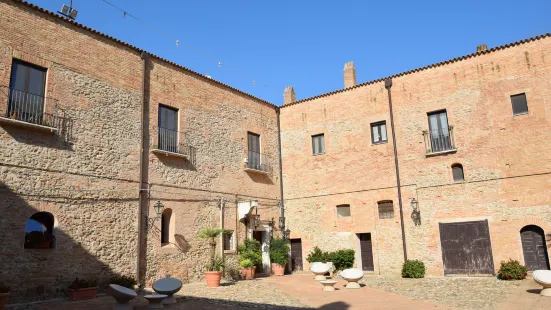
[29,0,550,105]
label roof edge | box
[11,0,276,109]
[282,32,551,108]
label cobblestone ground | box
[8,279,310,310]
[361,276,523,310]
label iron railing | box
[152,126,195,159]
[0,86,61,128]
[246,150,271,173]
[423,126,456,154]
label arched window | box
[452,164,464,182]
[25,212,55,249]
[161,209,173,245]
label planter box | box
[68,287,97,301]
[0,292,10,310]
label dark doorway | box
[252,230,264,272]
[521,225,550,271]
[290,239,303,271]
[358,233,374,271]
[439,220,495,275]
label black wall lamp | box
[146,200,164,229]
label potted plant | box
[105,275,137,295]
[68,278,98,301]
[238,238,262,280]
[270,238,289,276]
[0,284,9,310]
[198,227,225,287]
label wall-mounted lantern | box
[278,217,285,230]
[410,198,421,226]
[146,200,164,229]
[411,198,419,213]
[253,214,261,229]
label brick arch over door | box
[520,225,550,271]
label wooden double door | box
[521,225,550,271]
[358,233,374,271]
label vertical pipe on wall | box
[385,78,408,262]
[137,51,149,287]
[276,108,285,238]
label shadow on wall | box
[0,182,136,304]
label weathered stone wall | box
[281,35,551,275]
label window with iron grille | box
[452,164,464,182]
[336,204,351,218]
[378,201,394,219]
[312,134,325,155]
[371,121,388,144]
[158,105,179,152]
[7,59,47,124]
[223,230,234,251]
[510,93,528,115]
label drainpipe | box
[137,51,149,287]
[385,78,408,262]
[276,108,285,239]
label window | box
[312,134,325,155]
[511,93,528,115]
[378,201,394,219]
[247,132,261,169]
[427,110,452,152]
[158,105,179,153]
[336,204,351,218]
[452,164,464,182]
[371,121,388,144]
[25,212,55,249]
[8,59,47,124]
[161,208,173,244]
[223,230,234,251]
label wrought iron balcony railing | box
[0,86,62,130]
[151,126,195,160]
[245,150,271,174]
[423,126,457,155]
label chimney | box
[476,44,488,53]
[344,61,356,88]
[283,86,296,105]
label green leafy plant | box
[0,283,10,293]
[68,278,98,290]
[206,256,225,272]
[240,258,255,268]
[238,238,262,268]
[328,249,355,271]
[109,275,137,289]
[306,246,330,263]
[497,259,528,280]
[401,260,426,278]
[269,238,289,266]
[198,227,225,272]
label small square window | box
[312,134,325,155]
[336,204,351,218]
[371,121,388,144]
[378,201,394,219]
[510,93,528,115]
[223,230,234,251]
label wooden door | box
[439,220,494,275]
[358,233,374,271]
[521,225,550,271]
[290,239,303,271]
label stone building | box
[0,0,282,303]
[280,36,551,276]
[1,0,551,305]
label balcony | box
[244,151,271,174]
[423,126,457,156]
[151,127,194,160]
[0,86,61,133]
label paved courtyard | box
[6,274,551,310]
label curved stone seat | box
[310,262,330,281]
[320,279,337,291]
[144,294,168,309]
[109,284,137,310]
[341,268,363,289]
[533,270,551,296]
[152,275,183,305]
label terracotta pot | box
[205,271,222,287]
[68,287,97,301]
[272,263,286,276]
[241,267,256,280]
[0,292,10,310]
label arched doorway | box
[25,212,55,249]
[520,225,550,270]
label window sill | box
[224,250,237,254]
[425,148,457,157]
[513,112,529,117]
[312,152,325,156]
[372,141,388,146]
[0,117,58,133]
[151,148,189,159]
[244,167,270,175]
